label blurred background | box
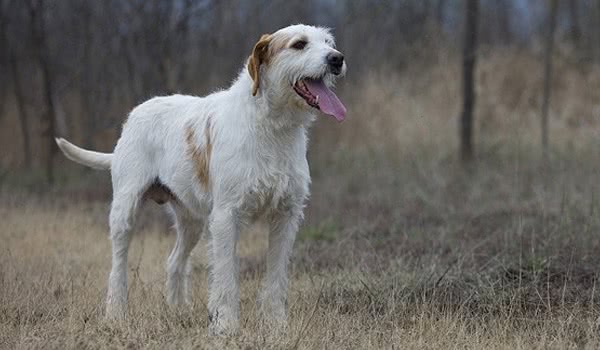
[1,0,599,185]
[2,1,600,346]
[1,0,600,245]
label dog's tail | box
[55,137,112,170]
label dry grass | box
[2,50,600,349]
[0,189,597,350]
[2,145,600,349]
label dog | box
[55,24,346,335]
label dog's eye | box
[291,40,307,50]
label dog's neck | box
[230,70,316,133]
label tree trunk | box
[597,1,600,62]
[80,3,95,149]
[460,0,479,163]
[2,0,32,168]
[496,0,511,45]
[0,1,5,123]
[541,0,558,159]
[568,0,581,50]
[435,0,446,27]
[9,54,32,168]
[39,56,57,184]
[170,0,193,91]
[28,0,57,184]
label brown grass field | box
[1,52,600,349]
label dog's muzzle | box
[326,52,344,75]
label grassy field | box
[1,147,600,349]
[1,52,600,349]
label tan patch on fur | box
[268,33,294,55]
[185,117,213,190]
[248,34,272,96]
[247,32,295,96]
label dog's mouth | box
[293,78,346,122]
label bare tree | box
[9,56,33,168]
[2,0,32,167]
[153,0,175,93]
[119,0,146,105]
[435,0,446,25]
[568,0,581,49]
[496,0,511,45]
[460,0,479,163]
[597,1,600,62]
[79,0,96,149]
[541,0,558,159]
[26,0,58,183]
[0,0,7,121]
[171,0,195,91]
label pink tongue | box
[304,79,346,122]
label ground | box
[1,147,600,349]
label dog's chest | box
[237,153,309,216]
[242,163,305,216]
[214,123,310,216]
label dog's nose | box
[326,52,344,74]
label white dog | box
[55,24,346,335]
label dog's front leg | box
[207,208,240,336]
[257,207,302,329]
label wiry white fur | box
[55,24,346,336]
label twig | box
[434,258,458,289]
[358,276,378,300]
[290,281,324,350]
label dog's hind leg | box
[166,205,203,305]
[105,188,144,320]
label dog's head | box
[247,24,347,122]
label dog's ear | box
[248,34,272,96]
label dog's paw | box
[166,289,191,306]
[257,298,287,321]
[259,313,288,335]
[105,302,128,322]
[208,308,240,336]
